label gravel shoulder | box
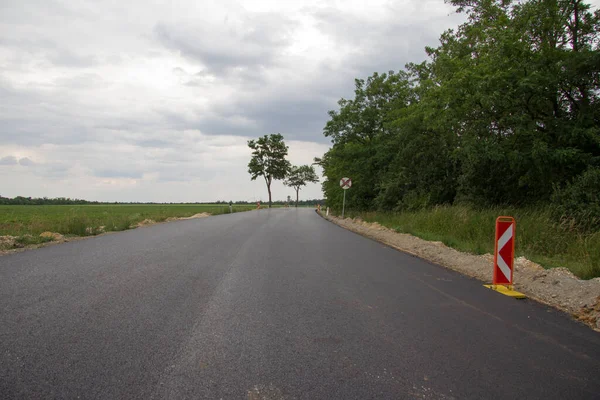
[320,212,600,332]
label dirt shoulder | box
[0,212,213,256]
[320,212,600,332]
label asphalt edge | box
[315,210,600,333]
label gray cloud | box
[149,2,463,145]
[37,163,72,179]
[156,167,218,183]
[0,155,35,168]
[0,156,18,165]
[0,36,98,69]
[47,48,98,67]
[0,78,164,147]
[154,12,296,76]
[93,168,144,179]
[202,95,333,141]
[184,67,269,90]
[0,0,88,22]
[152,91,333,142]
[53,73,106,89]
[0,80,91,146]
[134,139,174,148]
[310,3,463,74]
[18,157,35,166]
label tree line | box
[218,199,325,206]
[317,0,600,230]
[0,197,326,206]
[0,196,96,205]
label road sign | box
[340,177,351,218]
[340,177,352,190]
[484,216,525,298]
[494,217,515,285]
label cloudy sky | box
[2,0,561,202]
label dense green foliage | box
[320,0,600,229]
[551,166,600,231]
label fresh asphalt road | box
[1,208,600,400]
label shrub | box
[552,167,600,232]
[61,215,102,236]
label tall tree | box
[320,71,416,210]
[247,134,291,208]
[440,0,600,204]
[284,165,319,207]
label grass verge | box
[0,204,255,239]
[338,205,600,280]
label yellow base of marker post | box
[483,284,526,299]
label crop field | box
[0,204,256,242]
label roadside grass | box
[0,204,255,240]
[14,235,54,247]
[337,205,600,280]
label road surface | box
[1,208,599,399]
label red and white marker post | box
[493,217,516,287]
[485,216,526,298]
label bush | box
[111,217,133,231]
[62,215,90,236]
[552,167,600,232]
[61,215,102,236]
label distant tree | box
[284,165,320,207]
[0,196,101,205]
[247,134,291,208]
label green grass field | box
[338,205,600,280]
[0,204,255,243]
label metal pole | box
[342,189,346,219]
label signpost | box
[340,177,351,218]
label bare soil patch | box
[40,231,64,241]
[165,212,211,222]
[0,235,17,251]
[322,213,600,332]
[0,232,69,255]
[135,219,157,228]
